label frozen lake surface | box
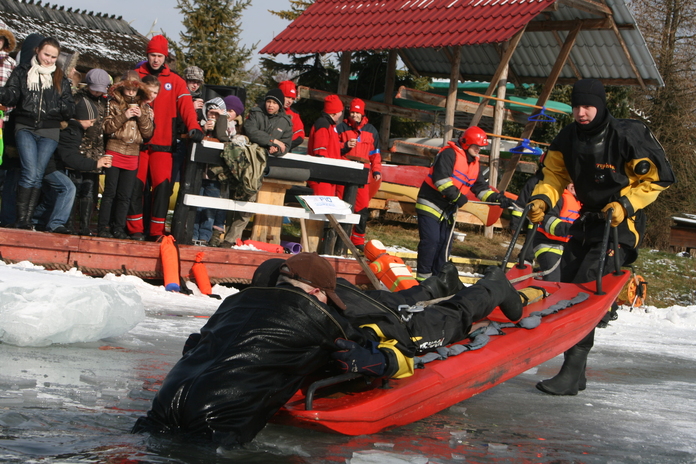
[1,262,695,463]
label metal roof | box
[261,0,662,87]
[261,0,556,54]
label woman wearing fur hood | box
[99,71,154,239]
[0,21,17,122]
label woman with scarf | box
[0,37,74,229]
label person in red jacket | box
[306,94,344,196]
[278,80,305,152]
[337,98,382,249]
[127,35,204,240]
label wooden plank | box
[497,22,581,192]
[298,86,437,124]
[183,195,361,224]
[250,180,297,244]
[669,227,696,248]
[469,28,526,128]
[396,86,528,125]
[443,45,462,142]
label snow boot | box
[477,265,523,322]
[12,186,32,229]
[536,345,590,395]
[78,197,94,236]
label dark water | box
[1,316,695,463]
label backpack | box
[210,138,267,200]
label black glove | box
[188,128,204,143]
[498,195,514,209]
[331,338,386,376]
[490,192,513,209]
[455,194,468,208]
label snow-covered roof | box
[0,0,147,75]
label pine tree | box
[176,0,255,86]
[269,0,315,21]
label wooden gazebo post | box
[379,50,399,156]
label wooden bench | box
[171,142,368,252]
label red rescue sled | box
[273,269,630,435]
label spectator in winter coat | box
[128,35,204,240]
[307,94,344,196]
[0,21,17,124]
[0,37,74,230]
[67,68,110,236]
[218,89,292,248]
[192,97,230,245]
[0,21,17,226]
[278,80,305,151]
[41,97,112,234]
[171,65,206,189]
[99,71,154,240]
[133,253,538,447]
[337,98,382,249]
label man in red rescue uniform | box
[415,126,513,280]
[306,94,344,196]
[278,80,305,152]
[128,35,204,240]
[337,98,382,249]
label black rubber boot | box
[12,186,32,229]
[78,197,94,236]
[477,265,523,321]
[536,345,590,395]
[419,262,463,299]
[17,187,41,230]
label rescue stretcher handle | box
[501,203,532,270]
[596,208,622,294]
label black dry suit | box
[133,275,501,446]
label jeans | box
[192,180,225,242]
[15,129,59,189]
[34,170,76,231]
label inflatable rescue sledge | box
[273,268,630,435]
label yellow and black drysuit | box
[530,110,674,386]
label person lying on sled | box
[133,252,545,446]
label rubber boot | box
[419,262,463,299]
[78,197,94,236]
[476,265,523,321]
[536,345,590,395]
[12,186,32,229]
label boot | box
[419,262,463,299]
[12,186,32,229]
[78,197,94,236]
[477,266,523,321]
[536,345,589,395]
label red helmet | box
[459,126,489,150]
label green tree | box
[631,0,696,248]
[269,0,314,20]
[176,0,255,86]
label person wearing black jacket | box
[35,98,111,233]
[528,79,675,396]
[133,253,532,447]
[0,37,74,229]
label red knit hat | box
[147,35,169,57]
[350,98,365,115]
[278,80,297,98]
[324,95,344,114]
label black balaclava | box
[571,79,607,132]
